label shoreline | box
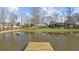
[0,28,79,34]
[0,29,21,34]
[21,28,79,33]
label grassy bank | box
[21,28,79,33]
[0,28,79,34]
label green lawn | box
[21,28,79,33]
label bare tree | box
[65,7,74,24]
[50,8,60,28]
[18,11,29,28]
[9,13,17,30]
[64,7,75,28]
[0,8,6,31]
[31,7,41,28]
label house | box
[38,22,47,28]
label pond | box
[0,32,79,51]
[0,32,31,51]
[31,32,79,51]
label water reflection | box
[30,32,79,51]
[0,32,31,51]
[0,32,79,51]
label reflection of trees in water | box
[32,32,79,50]
[0,33,15,40]
[0,32,32,50]
[29,32,35,42]
[65,33,79,50]
[0,32,79,50]
[10,33,15,40]
[46,33,79,50]
[36,33,68,50]
[0,34,5,40]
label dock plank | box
[24,42,54,51]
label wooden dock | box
[24,42,54,51]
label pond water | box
[0,32,31,51]
[31,32,79,51]
[0,32,79,51]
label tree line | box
[0,7,79,31]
